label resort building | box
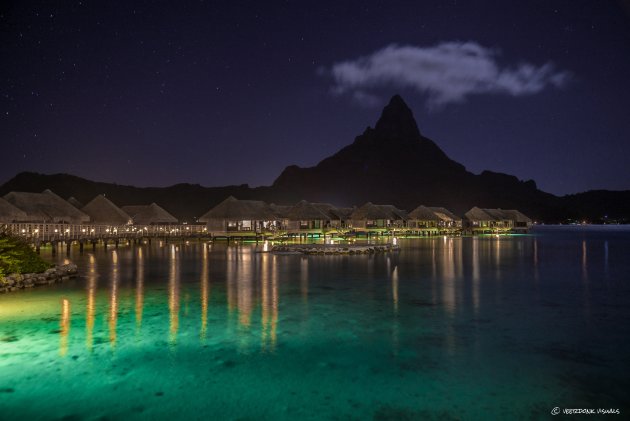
[3,190,90,224]
[283,200,331,233]
[81,195,132,226]
[350,202,407,233]
[198,196,278,236]
[121,203,178,225]
[376,205,408,229]
[311,203,354,230]
[0,197,29,223]
[463,207,532,234]
[501,209,532,232]
[407,205,440,235]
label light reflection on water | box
[1,228,630,420]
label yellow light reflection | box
[238,247,253,328]
[260,253,278,351]
[472,237,480,312]
[226,247,237,312]
[136,247,144,330]
[60,298,70,357]
[200,243,209,340]
[109,250,119,348]
[391,264,399,355]
[169,245,180,344]
[86,254,96,351]
[261,252,270,347]
[441,238,456,314]
[270,255,278,349]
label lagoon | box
[1,227,629,419]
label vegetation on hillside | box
[0,230,52,278]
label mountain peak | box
[374,94,421,140]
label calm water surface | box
[1,227,629,420]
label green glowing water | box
[1,228,629,420]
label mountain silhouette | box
[1,95,628,222]
[273,95,555,217]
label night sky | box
[2,1,630,195]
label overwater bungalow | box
[407,205,440,235]
[3,190,90,224]
[463,207,531,234]
[501,209,532,233]
[463,207,498,234]
[121,203,178,225]
[428,206,462,232]
[351,202,400,233]
[310,203,354,230]
[376,205,408,229]
[81,195,132,226]
[198,196,278,237]
[329,206,355,229]
[284,200,331,234]
[0,197,29,223]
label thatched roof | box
[351,202,391,220]
[408,205,439,221]
[67,196,84,209]
[198,196,276,222]
[3,190,90,223]
[311,203,341,219]
[428,207,461,222]
[82,195,132,225]
[121,203,178,224]
[376,205,408,220]
[329,207,355,220]
[270,203,291,219]
[0,197,28,222]
[464,207,493,221]
[285,200,331,221]
[502,209,532,223]
[481,208,507,220]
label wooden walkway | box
[2,222,208,254]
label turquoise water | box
[1,227,629,420]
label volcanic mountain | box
[2,95,628,222]
[272,95,556,217]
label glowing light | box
[263,240,269,252]
[81,228,86,233]
[60,298,70,357]
[21,229,25,233]
[34,229,39,233]
[65,229,70,233]
[54,229,58,233]
[392,237,397,246]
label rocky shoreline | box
[0,263,78,293]
[271,243,399,255]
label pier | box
[2,222,208,254]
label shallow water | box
[1,227,629,420]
